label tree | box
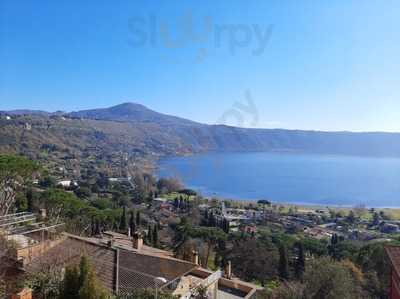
[347,210,356,224]
[259,281,305,299]
[129,210,136,235]
[153,224,159,248]
[79,256,90,290]
[258,199,271,221]
[61,265,80,299]
[355,243,391,298]
[136,210,141,226]
[61,256,109,299]
[302,237,328,257]
[27,188,34,212]
[119,206,127,232]
[174,197,179,209]
[74,187,92,199]
[0,235,17,297]
[39,175,56,188]
[278,244,290,280]
[0,155,39,215]
[190,227,227,267]
[294,242,305,280]
[147,225,153,245]
[222,218,230,233]
[172,217,191,255]
[303,257,362,299]
[226,237,278,286]
[157,177,183,194]
[79,267,109,299]
[372,212,380,226]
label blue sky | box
[1,1,399,132]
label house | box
[23,232,260,298]
[381,223,399,234]
[2,212,260,299]
[385,245,400,299]
[57,180,78,188]
[304,227,335,240]
[240,225,257,235]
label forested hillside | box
[2,103,400,163]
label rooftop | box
[386,245,400,278]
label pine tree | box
[119,206,127,232]
[294,242,305,280]
[61,265,80,299]
[278,244,289,280]
[153,224,159,247]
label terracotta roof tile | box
[385,245,400,277]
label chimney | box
[192,250,199,265]
[107,238,115,247]
[132,232,143,250]
[224,261,232,279]
[39,209,47,221]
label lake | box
[157,152,400,208]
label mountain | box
[66,102,400,157]
[2,103,400,161]
[69,103,198,126]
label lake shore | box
[157,152,400,209]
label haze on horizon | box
[1,1,399,132]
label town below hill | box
[1,154,400,299]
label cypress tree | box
[26,188,33,212]
[95,219,101,235]
[179,197,184,209]
[79,264,108,299]
[278,244,290,280]
[119,206,127,232]
[174,197,179,208]
[147,224,153,244]
[294,242,305,280]
[90,217,95,236]
[129,210,136,235]
[136,210,141,226]
[153,224,159,248]
[79,256,90,289]
[61,265,80,299]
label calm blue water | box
[157,152,400,207]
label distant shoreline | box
[156,152,400,210]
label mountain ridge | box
[2,102,400,158]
